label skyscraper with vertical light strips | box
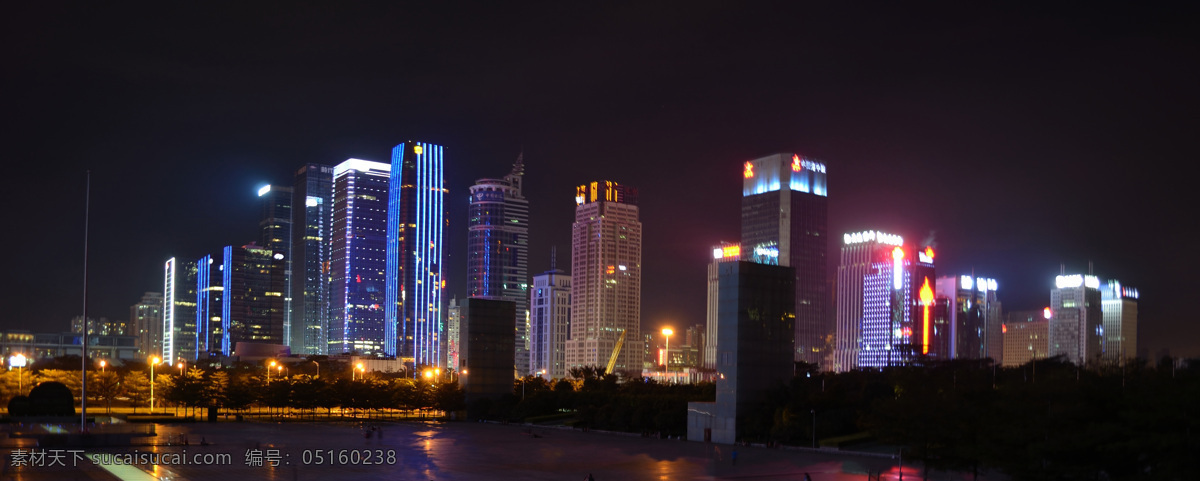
[289,163,334,355]
[386,141,447,367]
[467,154,530,376]
[566,181,641,374]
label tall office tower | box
[565,181,642,374]
[163,257,198,362]
[1049,274,1104,365]
[194,254,222,358]
[705,243,741,369]
[329,159,392,356]
[1002,309,1050,367]
[258,184,293,350]
[934,275,1003,361]
[220,243,286,355]
[446,297,460,370]
[385,141,447,366]
[1099,280,1139,362]
[530,266,571,379]
[710,261,795,444]
[130,292,163,357]
[467,154,530,375]
[740,153,828,365]
[833,231,902,371]
[856,242,936,369]
[289,164,334,355]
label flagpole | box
[81,170,90,433]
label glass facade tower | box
[289,163,334,355]
[329,159,392,355]
[467,154,529,375]
[385,142,447,366]
[740,153,828,366]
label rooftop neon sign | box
[843,230,903,246]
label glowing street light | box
[355,362,365,381]
[149,356,160,412]
[177,361,186,376]
[99,359,106,373]
[661,328,674,372]
[10,354,27,392]
[268,360,277,384]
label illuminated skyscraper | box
[740,153,828,365]
[289,164,334,355]
[705,243,741,369]
[934,275,1003,361]
[258,184,293,348]
[446,297,460,370]
[566,181,641,373]
[385,141,447,366]
[329,159,391,355]
[467,154,530,375]
[163,257,198,362]
[221,243,287,355]
[833,231,935,371]
[530,265,570,379]
[1099,280,1138,362]
[130,292,163,357]
[1049,274,1104,365]
[195,254,223,358]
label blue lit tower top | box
[386,142,446,366]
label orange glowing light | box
[1002,324,1008,334]
[924,246,935,259]
[891,246,905,261]
[1043,307,1052,319]
[919,277,934,355]
[743,161,754,178]
[721,245,741,258]
[606,265,616,275]
[792,154,802,172]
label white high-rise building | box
[565,181,642,374]
[530,266,571,379]
[130,292,164,358]
[705,243,741,369]
[1099,280,1138,362]
[833,230,906,372]
[1049,274,1104,365]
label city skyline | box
[3,3,1198,358]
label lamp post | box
[99,359,106,373]
[10,354,26,392]
[178,361,185,376]
[355,363,365,381]
[661,328,673,374]
[268,360,276,384]
[312,360,320,378]
[149,356,160,413]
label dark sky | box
[3,3,1198,357]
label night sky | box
[4,3,1198,357]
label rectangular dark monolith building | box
[458,298,516,419]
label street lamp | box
[149,356,160,413]
[9,354,26,392]
[99,359,106,373]
[268,360,277,384]
[177,361,185,376]
[312,360,320,378]
[355,363,365,381]
[661,327,674,373]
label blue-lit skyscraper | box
[740,153,829,366]
[329,159,392,355]
[163,257,198,363]
[467,154,529,375]
[289,163,334,355]
[385,142,447,366]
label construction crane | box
[604,329,627,375]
